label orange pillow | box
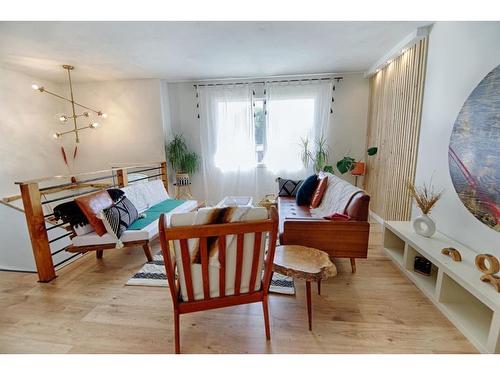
[75,191,113,236]
[310,176,328,208]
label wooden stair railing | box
[11,162,169,282]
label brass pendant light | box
[32,65,107,143]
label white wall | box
[65,79,165,173]
[414,22,500,257]
[0,67,66,198]
[167,73,369,202]
[0,68,167,270]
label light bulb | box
[32,84,44,92]
[90,122,99,129]
[98,111,107,119]
[53,133,61,139]
[59,115,68,123]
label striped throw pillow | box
[100,197,139,240]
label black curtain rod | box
[193,76,342,88]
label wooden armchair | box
[158,206,279,354]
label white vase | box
[413,214,436,238]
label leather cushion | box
[310,176,328,208]
[295,174,318,206]
[75,190,114,236]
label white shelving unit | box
[383,221,500,353]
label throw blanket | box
[310,172,363,218]
[188,206,251,266]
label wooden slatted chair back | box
[158,206,278,353]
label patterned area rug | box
[126,252,295,295]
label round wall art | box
[448,64,500,232]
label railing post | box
[117,168,128,188]
[160,161,169,193]
[19,182,56,282]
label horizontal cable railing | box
[7,161,168,282]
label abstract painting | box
[449,64,500,231]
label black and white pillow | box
[277,177,303,197]
[99,197,139,246]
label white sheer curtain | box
[198,84,257,204]
[263,80,333,174]
[198,80,333,204]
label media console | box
[383,221,499,353]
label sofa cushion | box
[295,174,318,206]
[75,191,114,236]
[100,197,139,240]
[121,183,149,213]
[277,178,303,197]
[142,179,170,207]
[310,176,328,208]
[127,199,187,230]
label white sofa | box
[71,180,198,247]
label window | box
[253,99,266,163]
[253,96,315,170]
[208,82,330,173]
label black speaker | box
[414,256,432,276]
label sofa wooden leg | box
[96,250,103,259]
[350,258,356,273]
[142,243,153,262]
[317,280,321,295]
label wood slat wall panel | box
[364,38,428,221]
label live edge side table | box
[272,245,337,330]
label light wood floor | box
[0,221,476,354]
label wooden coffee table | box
[273,245,337,330]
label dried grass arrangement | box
[407,181,443,215]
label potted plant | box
[165,134,199,187]
[336,147,378,174]
[407,180,443,237]
[300,134,334,173]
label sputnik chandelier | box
[32,65,107,143]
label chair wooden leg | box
[174,310,180,354]
[317,280,321,295]
[350,258,356,273]
[306,281,312,331]
[96,250,103,259]
[262,295,271,340]
[142,243,153,262]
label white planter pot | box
[413,214,436,238]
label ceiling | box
[0,21,431,83]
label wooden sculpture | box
[475,254,500,293]
[441,247,462,262]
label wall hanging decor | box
[448,64,500,232]
[32,65,107,143]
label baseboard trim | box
[369,210,384,225]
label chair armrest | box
[282,218,370,258]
